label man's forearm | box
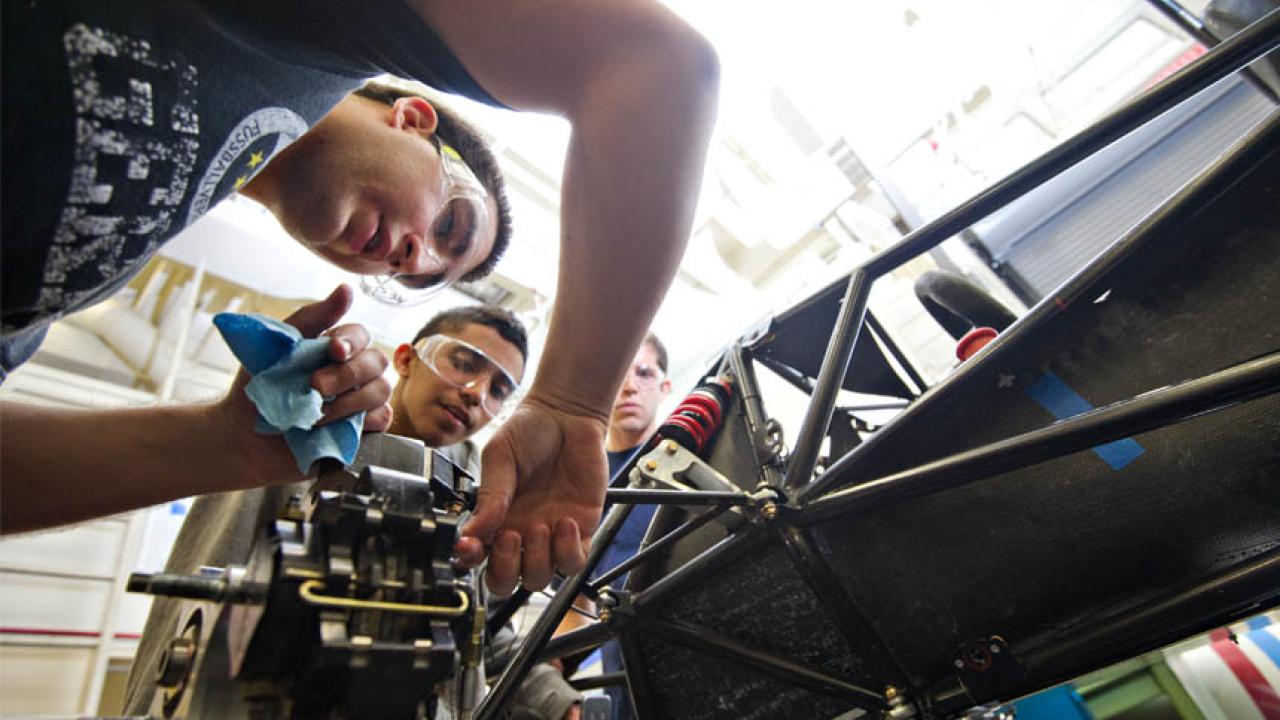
[1,401,255,533]
[408,0,720,421]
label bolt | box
[761,501,778,520]
[954,659,965,669]
[664,440,679,455]
[990,643,1000,654]
[644,459,658,472]
[885,686,899,701]
[448,501,465,515]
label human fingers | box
[284,285,353,338]
[462,439,517,547]
[521,524,553,591]
[551,517,587,577]
[323,322,372,362]
[359,403,393,433]
[312,346,388,398]
[484,530,522,598]
[454,536,486,567]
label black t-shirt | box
[1,0,499,378]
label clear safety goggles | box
[414,334,519,417]
[361,137,491,306]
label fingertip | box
[453,536,485,567]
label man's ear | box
[392,343,417,378]
[389,96,439,137]
[659,377,673,397]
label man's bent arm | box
[1,402,260,534]
[411,0,719,425]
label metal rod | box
[908,549,1280,719]
[802,100,1280,505]
[776,526,912,689]
[633,526,768,612]
[644,616,887,710]
[727,343,788,489]
[862,7,1280,278]
[802,352,1280,525]
[837,403,910,413]
[486,587,532,638]
[1022,548,1280,678]
[1145,0,1280,103]
[475,502,636,720]
[783,269,873,491]
[604,488,752,506]
[569,672,628,691]
[777,10,1280,498]
[536,621,615,663]
[588,506,730,592]
[754,352,816,394]
[865,312,927,396]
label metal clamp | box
[633,441,740,493]
[297,580,470,618]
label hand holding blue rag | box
[210,286,392,475]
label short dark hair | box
[412,305,528,363]
[354,81,513,282]
[643,332,668,374]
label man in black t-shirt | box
[1,0,721,599]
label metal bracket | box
[631,440,740,493]
[953,636,1025,703]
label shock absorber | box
[648,376,733,455]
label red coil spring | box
[648,376,733,454]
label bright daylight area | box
[3,0,1279,718]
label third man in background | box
[596,332,671,720]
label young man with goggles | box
[4,0,721,605]
[127,305,585,720]
[360,134,495,307]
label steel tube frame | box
[588,506,730,592]
[727,343,788,489]
[802,351,1280,524]
[474,502,635,720]
[477,13,1280,717]
[569,672,628,691]
[865,311,927,396]
[1016,548,1280,685]
[779,9,1280,496]
[1145,0,1280,103]
[604,488,752,506]
[537,621,615,663]
[643,616,888,710]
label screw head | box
[664,440,679,454]
[644,459,658,472]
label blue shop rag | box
[212,313,364,474]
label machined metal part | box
[131,435,479,720]
[296,579,470,617]
[631,441,740,494]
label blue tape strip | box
[1247,615,1273,631]
[1247,628,1280,670]
[1026,372,1145,470]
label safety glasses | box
[360,137,491,306]
[413,334,519,417]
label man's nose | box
[396,233,446,275]
[458,380,485,406]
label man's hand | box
[212,284,392,487]
[456,396,607,595]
